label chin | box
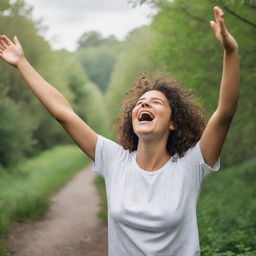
[134,128,157,140]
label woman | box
[0,6,239,256]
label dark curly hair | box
[115,72,206,158]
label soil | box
[6,165,108,256]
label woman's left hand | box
[210,6,238,53]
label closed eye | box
[152,100,163,104]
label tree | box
[76,34,122,92]
[0,93,36,167]
[0,0,10,12]
[76,44,121,92]
[77,31,103,48]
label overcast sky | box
[25,0,154,51]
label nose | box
[141,101,150,108]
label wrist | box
[16,56,27,69]
[224,44,239,55]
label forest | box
[0,0,255,255]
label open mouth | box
[138,111,154,122]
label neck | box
[136,135,170,172]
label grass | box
[93,158,256,255]
[198,158,256,255]
[0,144,90,255]
[94,175,108,224]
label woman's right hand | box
[0,35,24,67]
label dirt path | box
[6,165,108,256]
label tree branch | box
[223,6,256,29]
[176,7,205,24]
[245,2,256,10]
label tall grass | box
[198,158,256,255]
[0,145,90,254]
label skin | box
[0,6,239,170]
[132,90,175,171]
[200,6,239,167]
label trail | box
[6,165,108,256]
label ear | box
[169,121,175,131]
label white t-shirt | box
[93,135,220,256]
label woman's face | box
[132,90,174,140]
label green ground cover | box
[198,158,256,255]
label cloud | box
[25,0,154,51]
[29,0,134,15]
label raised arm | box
[199,6,240,167]
[0,35,97,160]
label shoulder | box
[94,135,131,177]
[96,135,129,158]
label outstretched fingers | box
[0,42,4,50]
[0,41,6,56]
[0,36,7,48]
[0,35,10,57]
[3,35,12,46]
[0,35,13,49]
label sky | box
[25,0,155,51]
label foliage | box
[94,176,108,224]
[0,93,36,166]
[83,81,111,135]
[198,158,256,255]
[77,31,118,48]
[77,31,104,48]
[0,0,72,160]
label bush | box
[0,94,36,167]
[198,158,256,254]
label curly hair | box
[115,72,206,158]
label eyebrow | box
[137,97,165,103]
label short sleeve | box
[185,141,220,187]
[93,135,127,179]
[194,141,220,183]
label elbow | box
[220,98,238,114]
[54,108,75,124]
[217,103,238,121]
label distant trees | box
[77,31,118,48]
[77,31,104,48]
[76,31,122,92]
[0,0,56,165]
[0,0,110,167]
